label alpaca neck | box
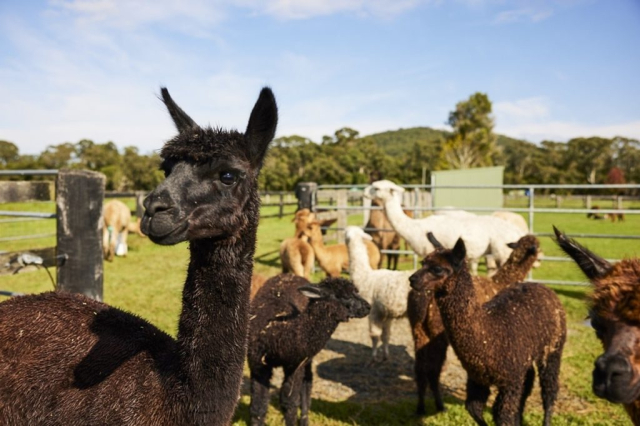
[381,197,423,254]
[299,301,342,355]
[347,238,373,297]
[435,269,486,359]
[491,256,535,289]
[308,231,331,261]
[175,202,258,424]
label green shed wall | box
[430,166,504,212]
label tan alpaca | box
[102,200,131,261]
[304,221,380,278]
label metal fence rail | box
[315,183,640,286]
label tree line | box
[2,93,639,192]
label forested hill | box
[366,126,534,157]
[366,127,450,157]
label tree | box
[439,92,499,170]
[0,141,19,167]
[39,143,77,169]
[566,137,613,184]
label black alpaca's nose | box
[144,193,172,216]
[593,354,632,399]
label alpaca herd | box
[0,86,637,426]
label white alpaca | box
[345,226,414,361]
[365,180,526,274]
[437,209,541,270]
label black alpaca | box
[248,274,370,426]
[409,237,566,426]
[0,87,277,425]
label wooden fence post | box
[295,182,317,211]
[279,192,284,218]
[337,189,347,244]
[136,192,145,219]
[56,170,105,301]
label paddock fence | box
[0,169,105,299]
[299,183,640,286]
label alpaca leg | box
[538,349,562,426]
[369,311,383,361]
[381,319,392,361]
[492,386,523,426]
[426,333,448,413]
[300,362,313,426]
[465,379,490,426]
[518,367,535,425]
[414,333,448,415]
[390,253,399,270]
[470,259,479,275]
[280,365,305,426]
[249,365,273,426]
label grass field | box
[0,197,638,425]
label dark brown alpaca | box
[409,237,566,425]
[0,87,277,425]
[554,227,640,425]
[407,233,541,415]
[248,274,370,426]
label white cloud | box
[48,0,227,32]
[497,120,640,143]
[494,97,550,121]
[494,97,640,142]
[494,7,553,24]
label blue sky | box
[1,0,639,155]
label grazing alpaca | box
[0,87,277,425]
[409,237,566,425]
[102,199,132,261]
[248,274,370,426]
[279,209,316,279]
[365,180,525,274]
[408,233,541,415]
[304,220,380,277]
[554,227,640,425]
[345,226,414,361]
[365,198,402,270]
[279,239,315,279]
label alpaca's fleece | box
[345,226,414,359]
[591,259,640,323]
[367,180,526,272]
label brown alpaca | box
[407,233,540,415]
[409,237,566,425]
[554,227,640,425]
[248,275,370,425]
[250,273,269,301]
[0,87,277,425]
[366,198,402,270]
[304,220,380,277]
[102,199,132,261]
[279,209,316,280]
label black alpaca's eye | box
[431,265,444,276]
[219,171,237,186]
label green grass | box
[0,200,637,424]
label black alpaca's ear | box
[553,226,611,280]
[245,87,278,166]
[298,285,325,299]
[427,232,445,250]
[160,88,197,133]
[450,238,467,271]
[506,242,519,249]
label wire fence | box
[315,183,640,286]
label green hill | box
[365,127,450,157]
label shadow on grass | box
[315,338,414,402]
[552,287,589,302]
[233,394,466,425]
[253,248,282,269]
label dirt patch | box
[243,316,593,415]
